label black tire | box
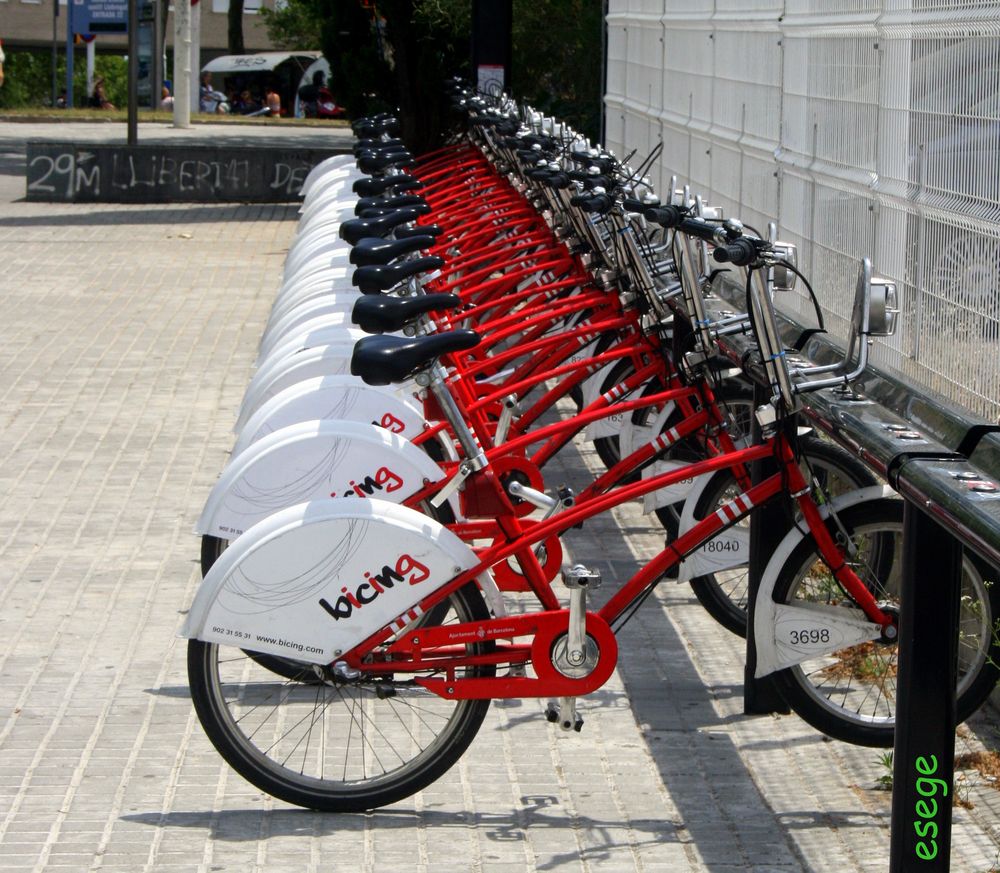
[188,580,495,811]
[770,499,1000,747]
[687,436,876,636]
[201,533,226,577]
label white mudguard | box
[183,498,492,664]
[581,360,655,442]
[232,375,426,455]
[673,449,750,583]
[281,228,351,284]
[281,249,354,292]
[259,295,359,356]
[299,155,356,201]
[235,336,366,431]
[255,311,359,367]
[752,485,897,678]
[272,267,355,321]
[197,420,450,540]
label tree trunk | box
[228,0,245,55]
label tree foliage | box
[511,0,603,141]
[0,49,128,109]
[259,0,602,147]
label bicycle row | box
[180,88,1000,812]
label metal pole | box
[86,37,95,98]
[471,0,512,95]
[66,0,74,108]
[127,0,138,144]
[888,500,960,872]
[173,0,191,127]
[52,0,60,108]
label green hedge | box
[0,47,127,109]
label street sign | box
[81,0,128,34]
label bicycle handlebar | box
[712,237,763,267]
[569,192,613,214]
[643,205,686,228]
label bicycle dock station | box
[161,88,1000,869]
[5,0,1000,851]
[6,97,1000,867]
[706,275,1000,871]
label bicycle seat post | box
[422,361,488,473]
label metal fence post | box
[888,500,960,872]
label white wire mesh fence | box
[605,0,1000,421]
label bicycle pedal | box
[545,697,584,732]
[561,564,601,589]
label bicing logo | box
[318,554,431,622]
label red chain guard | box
[408,610,618,700]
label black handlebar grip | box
[570,192,613,214]
[677,217,724,244]
[623,197,655,213]
[644,205,685,228]
[712,237,762,267]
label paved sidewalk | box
[0,121,998,872]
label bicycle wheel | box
[188,580,495,811]
[687,436,876,636]
[771,499,1000,747]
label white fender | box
[674,470,730,583]
[287,208,356,259]
[299,155,356,201]
[580,359,619,415]
[581,358,655,442]
[298,191,361,229]
[753,485,898,678]
[235,338,367,432]
[262,295,359,351]
[299,174,356,211]
[289,207,358,250]
[621,402,676,462]
[282,241,354,287]
[272,267,355,319]
[197,420,450,540]
[256,311,359,366]
[232,375,426,456]
[182,498,498,664]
